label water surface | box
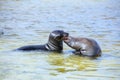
[0,0,120,80]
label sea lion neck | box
[46,37,63,51]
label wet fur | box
[64,36,102,57]
[15,30,68,52]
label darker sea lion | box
[15,30,69,52]
[64,36,102,57]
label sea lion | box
[15,30,69,52]
[64,36,102,57]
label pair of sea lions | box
[16,30,101,57]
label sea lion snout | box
[63,32,69,37]
[64,36,72,43]
[62,32,69,40]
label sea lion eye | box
[55,35,62,40]
[54,34,63,40]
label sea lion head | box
[49,30,69,41]
[47,30,69,51]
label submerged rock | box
[0,29,4,36]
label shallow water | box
[0,0,120,80]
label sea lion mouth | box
[63,35,72,42]
[62,37,69,40]
[62,32,69,40]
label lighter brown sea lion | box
[64,36,102,57]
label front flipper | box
[73,49,88,56]
[73,49,82,55]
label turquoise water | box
[0,0,120,80]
